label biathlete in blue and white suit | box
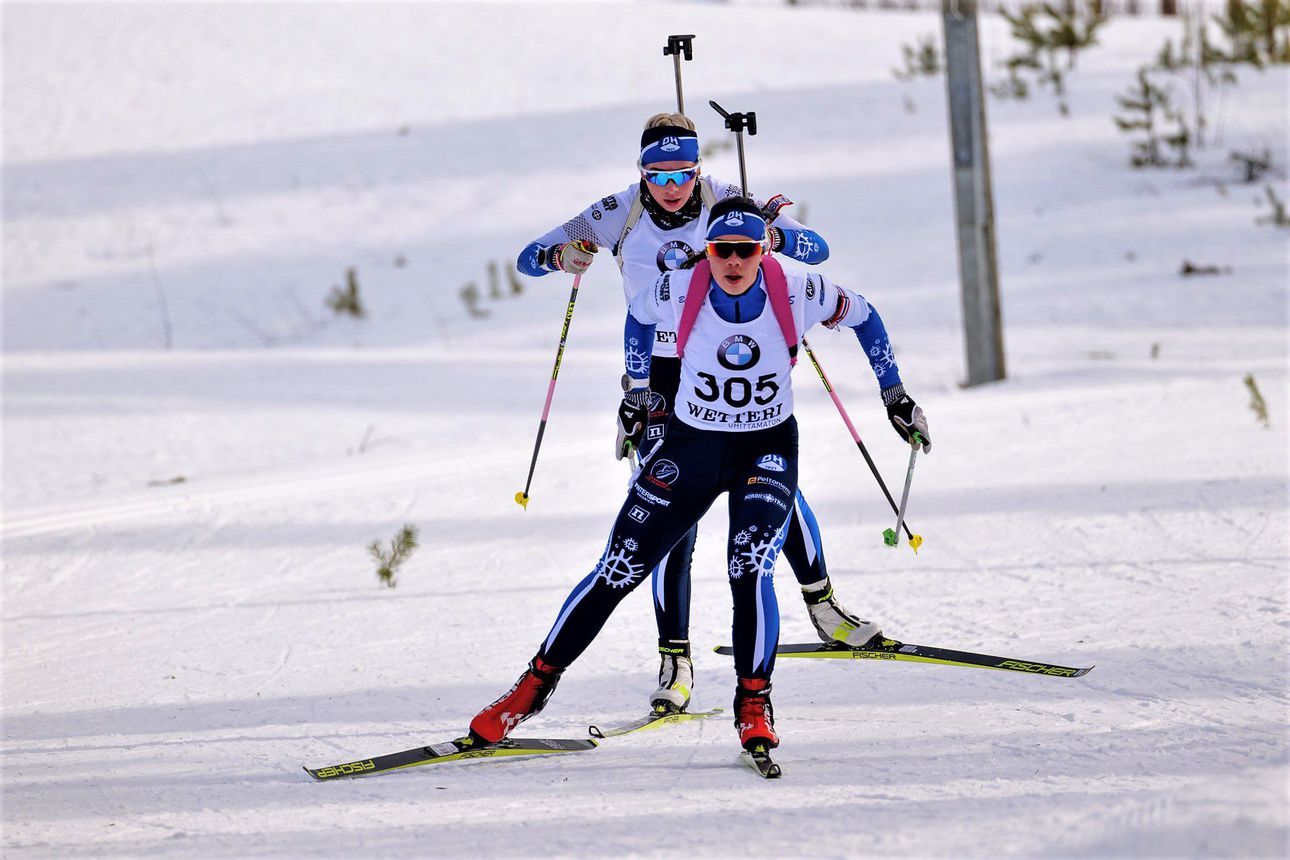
[471,197,932,754]
[516,113,878,715]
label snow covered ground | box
[3,1,1287,857]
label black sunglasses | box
[705,241,763,259]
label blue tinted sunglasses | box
[641,165,700,187]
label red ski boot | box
[469,656,564,744]
[734,677,779,750]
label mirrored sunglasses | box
[705,240,763,259]
[641,166,700,187]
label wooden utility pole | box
[942,0,1005,386]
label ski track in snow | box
[3,2,1288,858]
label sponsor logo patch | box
[600,195,619,211]
[745,492,788,511]
[660,136,681,152]
[648,459,680,487]
[747,475,790,495]
[757,454,787,473]
[717,334,760,371]
[628,505,650,523]
[633,485,671,507]
[656,241,695,272]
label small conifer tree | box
[1114,68,1193,168]
[996,1,1105,115]
[1244,373,1270,426]
[893,34,942,80]
[460,282,489,318]
[326,267,367,318]
[1214,0,1290,66]
[506,262,525,296]
[369,524,419,588]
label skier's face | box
[707,233,763,295]
[641,160,699,212]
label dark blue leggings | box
[645,358,828,642]
[538,417,799,679]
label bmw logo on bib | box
[656,240,694,272]
[717,334,761,371]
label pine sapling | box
[460,282,488,318]
[996,1,1105,115]
[1162,103,1195,167]
[893,34,942,80]
[1115,68,1168,166]
[1115,68,1192,168]
[369,524,419,588]
[1243,373,1270,427]
[506,261,525,295]
[487,260,503,300]
[326,267,367,318]
[1214,0,1290,66]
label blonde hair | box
[643,112,695,131]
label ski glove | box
[550,240,597,276]
[761,193,793,223]
[882,384,931,453]
[616,378,651,461]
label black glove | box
[882,384,931,453]
[616,379,651,461]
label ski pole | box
[801,337,920,546]
[515,272,582,509]
[663,35,695,114]
[708,100,757,196]
[883,440,924,553]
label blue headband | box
[705,208,767,242]
[640,126,700,166]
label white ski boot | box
[802,579,881,647]
[650,640,693,713]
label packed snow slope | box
[3,2,1287,857]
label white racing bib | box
[674,295,797,432]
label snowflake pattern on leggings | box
[595,535,645,589]
[728,556,746,580]
[739,521,788,577]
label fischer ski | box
[714,638,1093,678]
[589,707,723,739]
[304,736,597,781]
[740,742,782,779]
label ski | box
[588,707,724,739]
[714,638,1093,678]
[304,736,597,781]
[740,742,782,779]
